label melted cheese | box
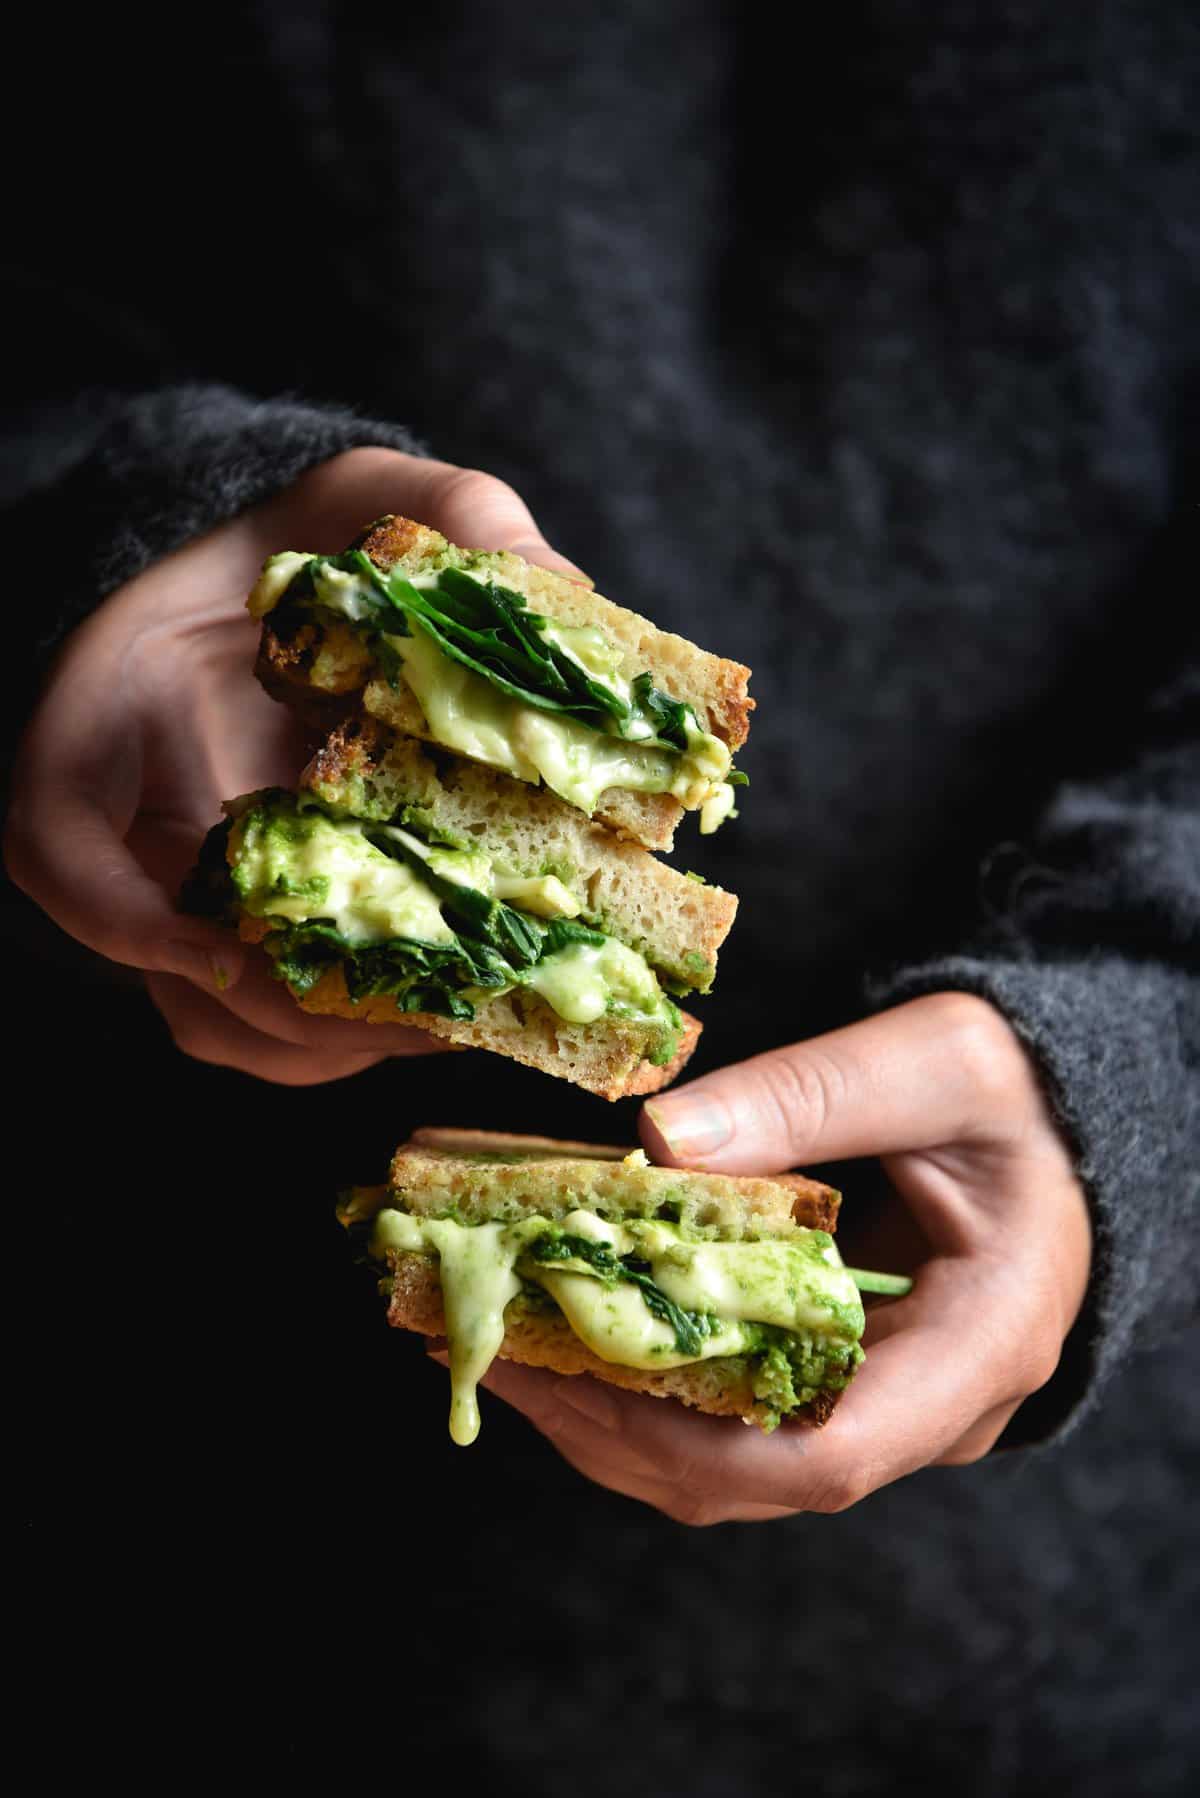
[232,811,586,946]
[229,805,673,1034]
[251,551,737,822]
[369,1207,864,1446]
[233,811,455,946]
[699,781,736,835]
[490,874,581,919]
[247,551,315,618]
[523,938,667,1027]
[390,626,687,815]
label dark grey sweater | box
[6,4,1198,1791]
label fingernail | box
[557,1377,620,1430]
[644,1094,733,1160]
[166,942,238,993]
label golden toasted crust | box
[389,1128,841,1233]
[410,1127,630,1160]
[254,641,358,735]
[298,968,701,1100]
[237,918,699,1099]
[387,1256,839,1428]
[302,717,738,988]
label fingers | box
[478,1360,811,1523]
[147,965,452,1073]
[147,974,392,1085]
[206,959,454,1056]
[640,993,1038,1175]
[275,448,593,585]
[475,1258,1049,1522]
[933,1399,1022,1466]
[418,461,593,584]
[470,1360,793,1523]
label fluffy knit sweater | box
[6,4,1198,1791]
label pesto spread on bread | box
[201,792,685,1062]
[341,1180,868,1444]
[249,549,745,830]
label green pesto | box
[367,1209,866,1424]
[225,792,685,1061]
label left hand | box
[4,447,587,1084]
[472,993,1093,1523]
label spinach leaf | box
[364,826,547,971]
[537,917,608,956]
[628,672,692,753]
[526,1233,722,1358]
[285,553,710,754]
[264,919,505,1020]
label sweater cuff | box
[867,952,1197,1447]
[16,384,426,660]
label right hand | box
[5,448,589,1084]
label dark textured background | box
[8,4,1199,1790]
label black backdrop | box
[8,5,1199,1791]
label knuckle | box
[941,992,1020,1080]
[290,445,407,503]
[755,1047,846,1159]
[266,1059,362,1089]
[665,1491,730,1529]
[80,912,138,972]
[148,989,216,1065]
[159,1011,216,1064]
[938,1439,990,1468]
[1019,1337,1062,1398]
[437,464,520,517]
[804,1468,871,1515]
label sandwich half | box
[186,724,737,1099]
[249,515,752,852]
[339,1129,872,1443]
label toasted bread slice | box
[255,515,753,851]
[238,916,699,1099]
[370,1130,849,1428]
[390,1128,841,1233]
[303,717,738,992]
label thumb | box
[417,462,594,587]
[640,994,1020,1174]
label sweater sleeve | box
[868,647,1199,1446]
[1,383,425,733]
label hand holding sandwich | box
[475,993,1093,1522]
[5,449,588,1083]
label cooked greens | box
[186,794,684,1064]
[525,1231,725,1357]
[281,550,728,759]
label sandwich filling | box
[209,792,684,1060]
[341,1188,867,1443]
[250,550,744,830]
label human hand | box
[473,993,1093,1522]
[5,448,588,1083]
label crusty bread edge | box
[237,917,699,1099]
[390,1130,842,1233]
